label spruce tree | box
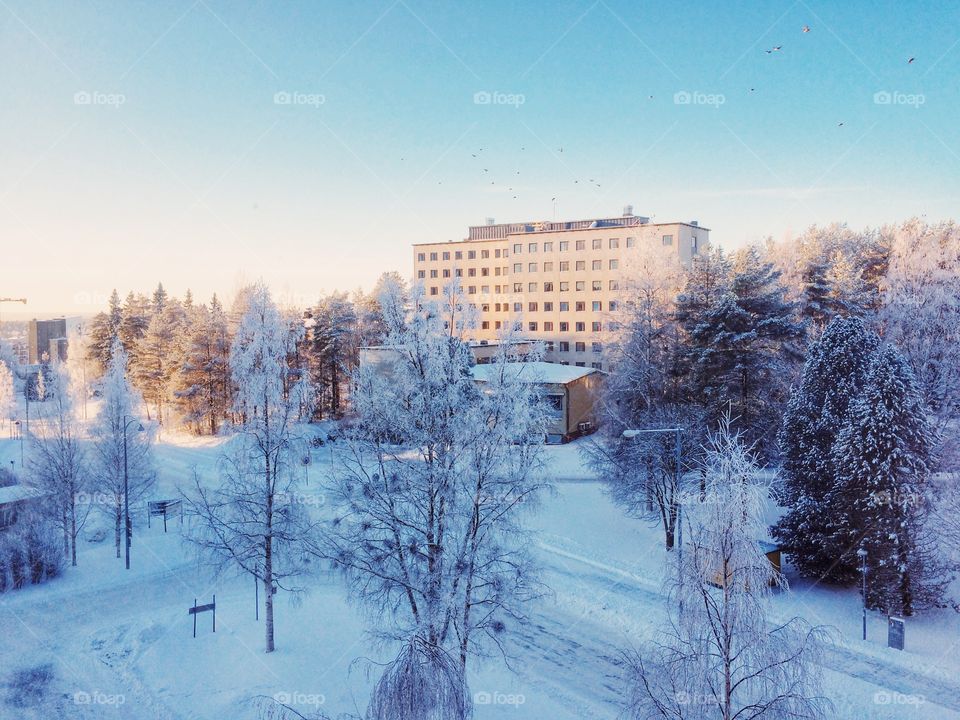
[830,345,944,614]
[772,316,879,581]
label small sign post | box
[148,499,183,533]
[888,616,904,651]
[189,595,216,638]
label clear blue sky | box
[1,0,957,315]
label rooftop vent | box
[623,204,634,217]
[485,217,495,226]
[690,220,699,227]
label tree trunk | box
[114,509,122,558]
[70,498,77,567]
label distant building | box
[27,318,67,364]
[0,484,47,531]
[413,208,709,371]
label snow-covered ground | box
[1,431,958,719]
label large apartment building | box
[413,208,708,370]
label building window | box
[544,282,554,292]
[591,362,602,369]
[576,281,585,291]
[692,236,699,254]
[481,249,490,259]
[576,301,585,311]
[417,252,426,261]
[455,269,463,277]
[544,261,554,272]
[560,261,570,271]
[559,341,570,352]
[481,285,489,293]
[417,270,426,279]
[455,250,463,259]
[468,286,477,295]
[576,322,585,332]
[560,241,569,251]
[513,283,522,292]
[592,322,602,332]
[592,238,602,249]
[609,301,618,311]
[528,282,537,292]
[609,259,619,270]
[495,303,501,312]
[662,234,673,246]
[481,267,489,276]
[495,267,501,276]
[544,321,554,331]
[592,341,602,353]
[481,321,489,330]
[592,260,601,270]
[513,243,522,254]
[495,249,501,258]
[513,302,522,312]
[626,237,635,248]
[442,251,450,260]
[592,281,602,291]
[559,301,569,311]
[545,341,555,352]
[443,269,451,278]
[609,280,618,290]
[513,263,522,273]
[576,239,586,251]
[575,361,585,367]
[576,261,586,271]
[544,241,553,251]
[529,321,538,331]
[482,304,490,312]
[528,242,537,253]
[592,301,602,311]
[468,250,476,259]
[430,286,438,295]
[528,302,538,312]
[575,342,586,352]
[544,301,553,311]
[430,269,438,278]
[559,322,569,332]
[468,268,476,277]
[528,263,537,272]
[559,281,570,291]
[495,321,502,329]
[609,238,619,249]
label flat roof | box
[470,361,599,385]
[412,219,708,247]
[0,485,47,506]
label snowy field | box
[1,431,958,719]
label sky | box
[1,0,958,317]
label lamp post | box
[122,415,145,570]
[857,547,868,641]
[14,420,22,468]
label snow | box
[0,484,46,505]
[1,432,959,719]
[470,361,599,385]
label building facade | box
[27,318,68,364]
[413,209,708,370]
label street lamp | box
[857,547,868,641]
[14,420,22,468]
[122,415,145,570]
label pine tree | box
[773,316,879,582]
[0,362,14,428]
[309,292,357,418]
[173,295,233,434]
[132,299,185,426]
[87,289,123,374]
[684,247,803,452]
[830,345,945,614]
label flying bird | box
[802,25,810,33]
[765,45,783,54]
[908,57,915,64]
[838,122,844,127]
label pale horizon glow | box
[2,1,958,317]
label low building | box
[470,361,602,443]
[0,484,47,531]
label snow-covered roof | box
[0,484,47,506]
[470,361,599,385]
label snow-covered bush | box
[0,513,63,592]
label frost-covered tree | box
[90,340,157,559]
[626,421,828,720]
[830,345,946,614]
[26,363,90,566]
[132,297,186,426]
[173,295,233,434]
[184,284,314,653]
[321,283,548,716]
[0,362,14,429]
[308,291,357,418]
[773,316,879,582]
[683,247,803,453]
[87,289,123,374]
